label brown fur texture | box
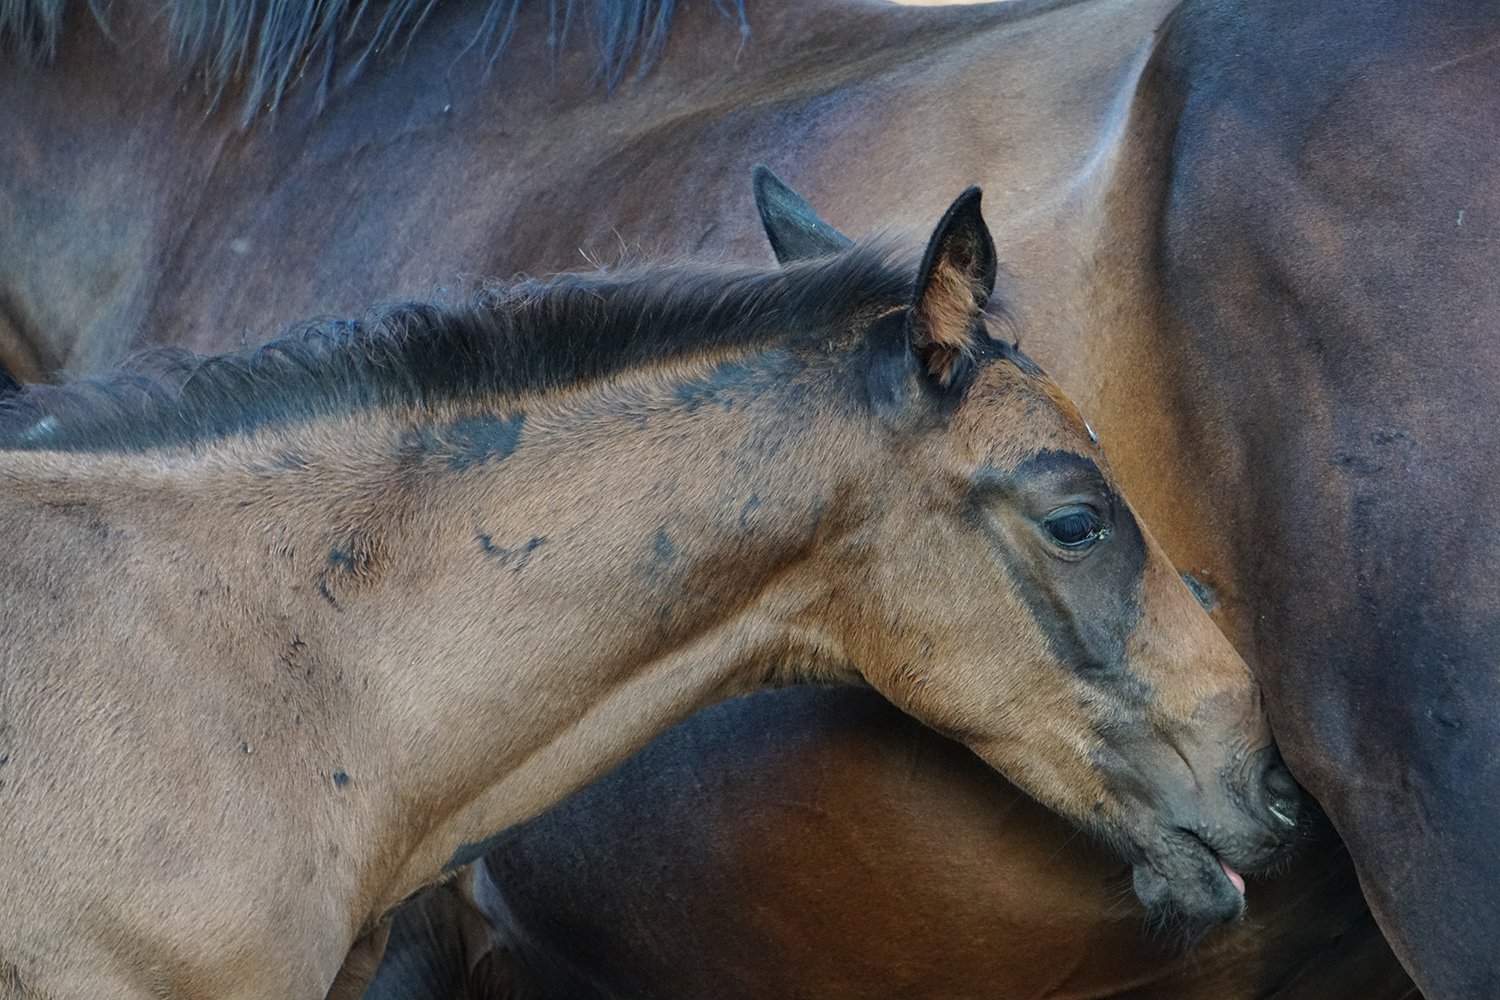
[909,196,996,385]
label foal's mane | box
[0,244,913,454]
[0,0,749,120]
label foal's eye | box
[1043,507,1108,549]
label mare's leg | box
[359,869,518,1000]
[461,866,520,998]
[324,921,392,1000]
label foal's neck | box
[211,347,877,906]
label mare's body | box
[472,688,1413,1000]
[0,0,1167,379]
[1146,4,1500,994]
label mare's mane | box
[0,0,749,120]
[0,244,915,454]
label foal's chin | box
[1127,834,1249,933]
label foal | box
[0,192,1292,1000]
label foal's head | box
[760,170,1299,927]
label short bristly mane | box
[0,0,749,122]
[0,244,913,454]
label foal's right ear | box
[752,166,854,264]
[908,187,997,388]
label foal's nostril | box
[1259,757,1302,829]
[1267,798,1297,827]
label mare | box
[4,0,1492,992]
[0,194,1295,1000]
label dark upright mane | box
[0,0,749,121]
[0,244,914,454]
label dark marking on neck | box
[477,534,548,572]
[653,528,677,564]
[318,533,384,607]
[438,413,526,471]
[738,494,762,534]
[674,351,807,414]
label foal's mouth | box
[1127,825,1264,927]
[1179,828,1246,895]
[1217,856,1246,895]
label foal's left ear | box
[910,187,997,387]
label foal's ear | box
[752,165,854,264]
[909,187,997,387]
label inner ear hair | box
[912,257,986,385]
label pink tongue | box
[1219,858,1246,895]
